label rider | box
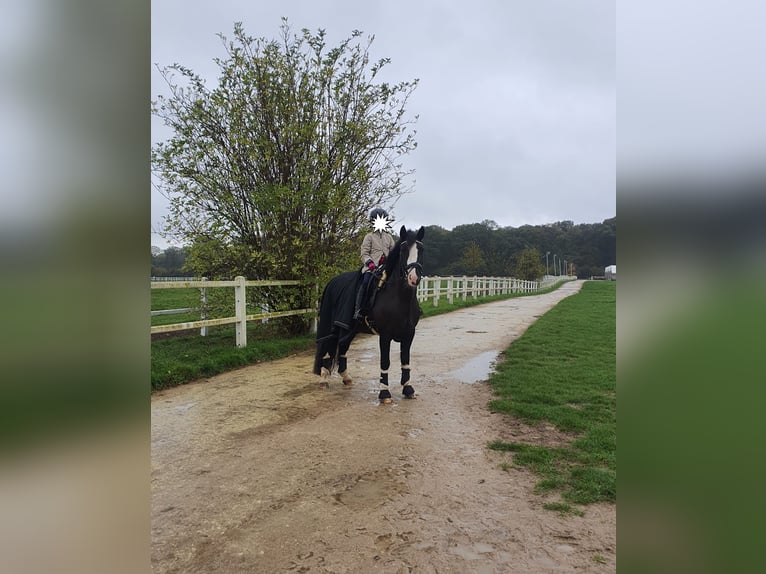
[353,207,395,321]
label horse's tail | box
[312,270,358,375]
[313,334,338,375]
[313,281,335,375]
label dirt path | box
[151,280,615,573]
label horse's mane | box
[384,237,403,277]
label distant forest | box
[422,217,615,279]
[151,217,615,280]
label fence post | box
[310,280,318,334]
[447,277,454,304]
[200,277,207,337]
[433,276,440,307]
[261,302,270,324]
[235,275,247,348]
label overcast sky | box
[151,0,615,248]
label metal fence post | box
[235,275,247,348]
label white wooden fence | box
[150,277,315,348]
[151,274,573,348]
[415,274,569,306]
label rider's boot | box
[353,285,365,321]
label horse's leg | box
[378,335,393,404]
[337,337,353,386]
[400,330,416,398]
[319,336,337,389]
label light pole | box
[553,254,557,276]
[545,251,550,276]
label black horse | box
[313,225,425,403]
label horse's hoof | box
[381,397,393,405]
[402,384,416,399]
[340,373,353,386]
[319,381,329,389]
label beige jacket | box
[360,231,396,272]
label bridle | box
[399,240,424,285]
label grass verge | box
[151,323,314,391]
[487,281,615,511]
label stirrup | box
[364,316,379,335]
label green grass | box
[151,287,235,327]
[542,502,585,517]
[151,322,314,390]
[151,287,200,311]
[150,279,574,391]
[487,281,615,508]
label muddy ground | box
[151,280,615,573]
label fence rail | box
[415,274,570,306]
[151,274,574,347]
[150,277,313,347]
[150,276,200,282]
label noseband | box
[400,240,424,285]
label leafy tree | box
[460,242,487,276]
[514,247,545,281]
[423,225,453,275]
[151,246,190,277]
[151,20,418,328]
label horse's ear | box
[400,225,407,240]
[417,226,425,241]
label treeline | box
[151,217,615,280]
[151,246,189,277]
[424,217,615,279]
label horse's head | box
[397,225,425,287]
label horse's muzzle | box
[406,262,423,287]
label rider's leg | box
[353,272,372,320]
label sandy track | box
[151,280,615,573]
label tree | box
[459,242,487,276]
[151,20,419,316]
[151,246,190,277]
[514,247,545,281]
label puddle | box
[446,351,499,383]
